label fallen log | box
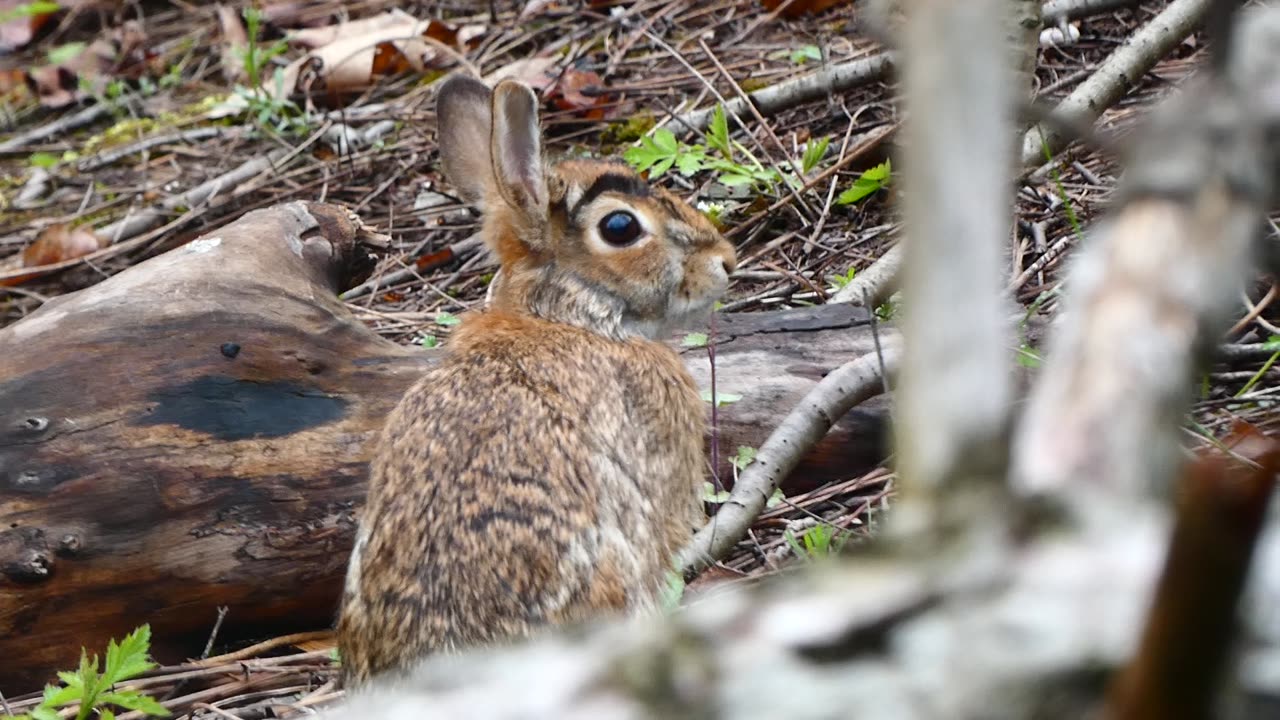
[0,201,890,692]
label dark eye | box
[598,210,642,246]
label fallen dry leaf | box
[270,9,484,103]
[24,20,157,108]
[22,224,103,266]
[761,0,850,17]
[484,56,557,90]
[547,65,608,119]
[0,0,59,53]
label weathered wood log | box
[0,201,890,692]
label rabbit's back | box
[338,310,705,682]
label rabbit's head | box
[437,75,737,340]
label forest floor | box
[2,0,1278,717]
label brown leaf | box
[271,10,484,103]
[0,0,58,53]
[484,56,557,91]
[761,0,851,17]
[547,66,608,119]
[24,20,156,108]
[22,224,103,267]
[288,9,416,49]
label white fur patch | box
[344,526,370,599]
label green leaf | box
[435,311,461,327]
[1263,334,1280,352]
[718,173,754,187]
[99,711,116,720]
[801,136,829,174]
[97,691,167,716]
[700,389,742,407]
[836,160,892,205]
[681,332,708,348]
[47,41,86,65]
[31,708,60,720]
[29,151,59,168]
[43,683,80,707]
[651,128,678,154]
[651,155,676,177]
[104,624,156,683]
[828,266,857,290]
[707,105,731,158]
[674,151,704,176]
[1016,343,1042,369]
[731,445,757,470]
[419,334,438,348]
[766,487,785,509]
[790,44,822,64]
[702,481,731,503]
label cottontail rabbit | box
[336,75,737,685]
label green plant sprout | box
[826,266,857,293]
[836,160,891,205]
[624,106,797,193]
[12,624,168,720]
[234,6,307,136]
[784,523,847,560]
[681,332,709,348]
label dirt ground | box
[1,0,1278,715]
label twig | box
[76,127,232,172]
[193,631,334,667]
[202,607,230,660]
[338,233,484,301]
[677,343,901,578]
[1228,280,1278,336]
[98,148,292,247]
[1041,0,1143,21]
[671,52,895,134]
[0,98,137,154]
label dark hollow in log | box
[0,202,889,692]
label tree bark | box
[0,201,889,692]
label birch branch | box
[1020,0,1216,168]
[671,52,895,134]
[677,343,900,577]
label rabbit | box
[335,74,738,686]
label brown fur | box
[336,76,736,685]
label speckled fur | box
[336,76,737,685]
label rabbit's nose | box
[719,253,738,275]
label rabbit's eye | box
[599,211,642,246]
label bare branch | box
[671,53,894,134]
[1020,0,1217,168]
[677,343,901,577]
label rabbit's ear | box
[437,74,494,206]
[490,80,548,223]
